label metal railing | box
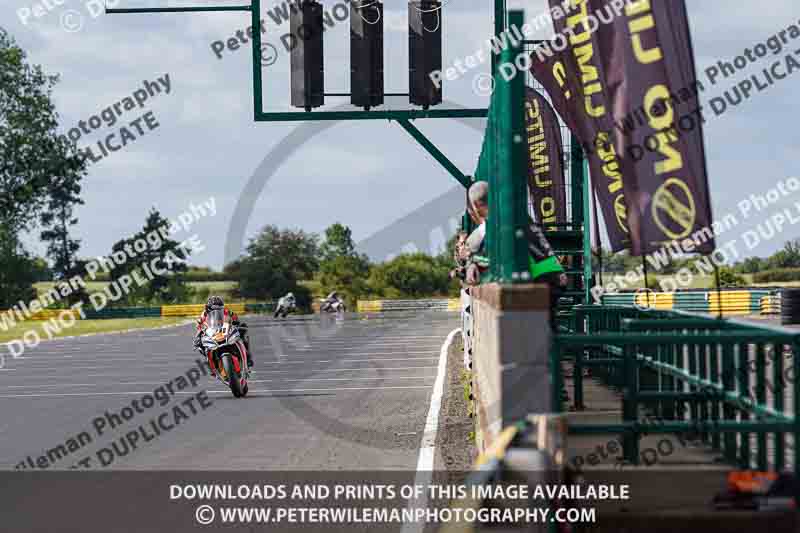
[554,304,800,474]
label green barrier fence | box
[555,304,800,474]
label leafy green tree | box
[0,230,38,308]
[734,256,767,274]
[109,209,192,304]
[768,239,800,270]
[715,267,746,288]
[237,225,319,306]
[317,223,371,303]
[0,28,86,304]
[367,253,455,298]
[318,254,370,304]
[320,223,356,262]
[40,172,87,304]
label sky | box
[5,0,800,268]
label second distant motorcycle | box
[320,291,346,314]
[274,292,296,318]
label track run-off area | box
[0,312,459,471]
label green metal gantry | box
[107,1,591,288]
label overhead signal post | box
[104,0,499,191]
[106,1,543,285]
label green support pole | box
[488,10,528,283]
[397,120,471,188]
[492,0,506,74]
[250,0,264,120]
[251,0,264,119]
[582,158,592,304]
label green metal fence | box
[472,10,530,284]
[554,304,800,474]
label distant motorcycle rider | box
[193,295,254,370]
[280,292,296,309]
[321,291,345,312]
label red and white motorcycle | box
[197,308,249,398]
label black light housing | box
[409,0,442,109]
[290,0,324,111]
[350,0,384,110]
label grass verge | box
[0,317,189,344]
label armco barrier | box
[603,289,773,315]
[0,302,276,322]
[82,307,161,319]
[762,292,781,315]
[160,303,246,317]
[356,300,383,313]
[356,298,459,312]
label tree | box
[734,256,767,274]
[715,267,746,288]
[0,229,38,308]
[109,209,192,304]
[318,254,370,303]
[320,223,356,262]
[40,170,86,304]
[367,253,455,298]
[237,225,320,304]
[0,28,86,304]
[317,223,370,303]
[769,239,800,270]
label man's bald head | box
[468,181,489,221]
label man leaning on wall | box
[463,181,568,332]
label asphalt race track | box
[0,312,458,471]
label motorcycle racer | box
[194,295,254,371]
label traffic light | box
[408,0,442,109]
[350,0,384,110]
[290,0,324,111]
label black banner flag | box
[530,0,632,252]
[590,0,714,255]
[525,87,567,227]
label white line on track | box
[0,375,436,389]
[258,357,440,365]
[0,366,441,382]
[0,385,435,398]
[0,356,439,372]
[15,351,440,362]
[401,327,460,533]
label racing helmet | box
[206,295,224,312]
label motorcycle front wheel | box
[221,354,245,398]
